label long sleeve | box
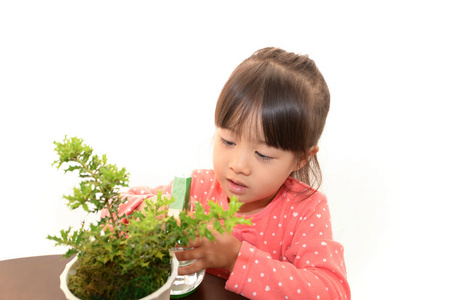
[225,186,350,299]
[100,184,173,220]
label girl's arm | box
[225,199,350,300]
[100,183,173,220]
[226,239,349,299]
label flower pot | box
[60,253,180,300]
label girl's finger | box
[177,259,207,276]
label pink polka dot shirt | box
[117,169,350,299]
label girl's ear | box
[294,146,319,171]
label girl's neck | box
[230,194,275,216]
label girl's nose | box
[229,150,251,176]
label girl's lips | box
[227,179,248,195]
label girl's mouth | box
[227,179,248,195]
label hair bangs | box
[215,62,265,140]
[261,69,311,154]
[216,60,311,154]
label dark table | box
[0,255,247,300]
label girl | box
[120,47,350,299]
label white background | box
[1,1,448,299]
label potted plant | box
[48,136,250,300]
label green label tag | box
[170,175,192,211]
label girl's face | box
[213,126,299,214]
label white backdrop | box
[1,1,448,299]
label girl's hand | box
[135,194,171,216]
[174,229,242,275]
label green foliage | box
[48,136,251,300]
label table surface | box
[0,255,247,300]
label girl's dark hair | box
[215,47,330,190]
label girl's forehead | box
[223,116,266,144]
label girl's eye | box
[221,138,235,147]
[256,151,273,161]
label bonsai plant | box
[47,136,251,300]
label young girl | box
[119,47,350,299]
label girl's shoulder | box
[190,169,216,190]
[191,169,215,181]
[280,177,328,210]
[189,169,222,204]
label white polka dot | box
[255,260,259,264]
[321,241,327,246]
[248,278,252,282]
[316,214,322,218]
[278,282,282,286]
[265,285,270,291]
[290,276,293,280]
[273,268,277,272]
[235,284,238,288]
[253,292,256,296]
[310,223,314,227]
[243,265,246,269]
[260,273,264,277]
[302,244,307,247]
[297,289,301,294]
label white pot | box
[60,253,179,300]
